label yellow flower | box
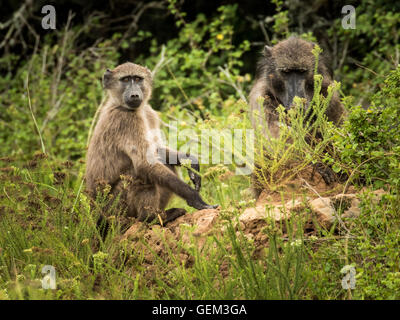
[216,34,224,40]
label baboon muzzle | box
[283,72,306,110]
[124,83,143,109]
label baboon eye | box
[120,77,130,82]
[280,68,307,74]
[133,76,143,83]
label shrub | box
[335,66,400,190]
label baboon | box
[86,62,217,225]
[249,37,346,197]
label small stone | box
[192,209,219,236]
[342,198,361,219]
[121,222,143,241]
[309,197,335,228]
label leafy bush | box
[335,66,400,190]
[140,3,251,115]
[0,27,119,159]
[329,1,400,103]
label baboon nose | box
[131,94,139,98]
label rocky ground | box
[120,170,386,269]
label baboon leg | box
[158,185,186,224]
[127,185,161,222]
[134,162,216,210]
[158,147,201,191]
[158,185,173,210]
[130,187,185,224]
[163,208,187,224]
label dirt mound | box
[256,166,356,203]
[120,178,385,267]
[121,209,220,268]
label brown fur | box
[86,62,215,224]
[248,38,347,197]
[249,37,345,138]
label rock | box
[192,209,219,236]
[370,189,387,204]
[284,198,307,212]
[169,209,220,248]
[342,198,361,219]
[309,197,335,228]
[120,186,380,271]
[239,207,265,223]
[121,222,144,241]
[240,198,305,225]
[255,190,272,206]
[239,205,285,224]
[336,194,361,219]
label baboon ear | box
[263,45,272,57]
[103,69,113,89]
[145,66,153,82]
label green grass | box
[1,115,399,300]
[1,67,399,300]
[0,154,307,299]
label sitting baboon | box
[86,62,217,225]
[249,37,346,197]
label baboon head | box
[103,62,153,110]
[257,37,331,111]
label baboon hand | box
[188,162,201,191]
[187,194,218,211]
[314,163,337,185]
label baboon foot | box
[337,171,349,183]
[163,208,187,224]
[313,162,337,185]
[188,167,201,191]
[187,195,218,211]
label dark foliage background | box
[0,0,386,82]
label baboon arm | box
[249,78,267,130]
[327,91,346,126]
[249,80,281,140]
[143,162,212,210]
[125,146,213,209]
[157,147,201,191]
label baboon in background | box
[86,62,217,225]
[249,37,346,197]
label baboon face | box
[261,38,322,111]
[269,64,314,111]
[103,62,152,110]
